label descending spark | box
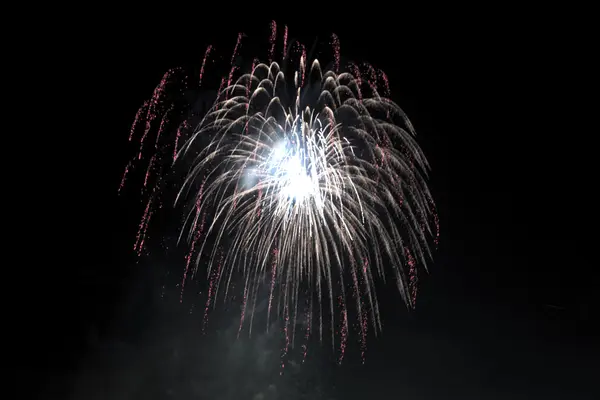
[154,106,173,148]
[378,69,391,98]
[144,154,156,187]
[217,77,226,96]
[297,43,306,87]
[267,248,278,332]
[227,33,244,90]
[406,247,418,307]
[129,101,148,142]
[174,120,189,163]
[331,33,340,73]
[268,20,277,62]
[238,285,249,338]
[337,295,348,365]
[203,249,223,332]
[118,160,133,194]
[348,62,363,101]
[199,45,213,87]
[282,25,288,59]
[134,195,154,256]
[280,294,290,375]
[359,257,369,363]
[301,296,312,363]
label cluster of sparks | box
[119,21,439,367]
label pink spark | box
[134,195,154,256]
[378,69,391,98]
[155,106,173,148]
[267,248,278,331]
[129,101,148,141]
[199,45,213,87]
[280,296,290,375]
[237,286,249,338]
[282,25,288,59]
[118,160,132,194]
[348,62,363,101]
[203,250,223,332]
[337,296,348,365]
[144,153,156,187]
[173,120,189,163]
[227,33,244,94]
[331,33,340,73]
[405,247,418,308]
[268,20,277,62]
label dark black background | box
[32,7,596,399]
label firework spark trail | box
[180,212,206,302]
[433,209,440,246]
[282,25,288,59]
[348,62,363,101]
[302,296,312,363]
[331,33,340,73]
[227,33,244,92]
[378,69,391,98]
[297,43,307,87]
[363,62,379,94]
[217,77,226,97]
[145,68,182,126]
[246,58,259,97]
[199,45,213,86]
[203,249,223,333]
[134,67,189,158]
[129,101,149,142]
[180,177,207,301]
[267,248,278,332]
[144,154,157,187]
[359,257,370,362]
[280,294,290,375]
[118,160,133,194]
[154,106,173,148]
[173,120,189,163]
[268,20,277,62]
[349,256,368,357]
[406,247,418,307]
[134,195,154,256]
[237,284,249,338]
[337,295,348,364]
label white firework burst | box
[176,55,436,347]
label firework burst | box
[121,22,439,364]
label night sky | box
[34,8,596,399]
